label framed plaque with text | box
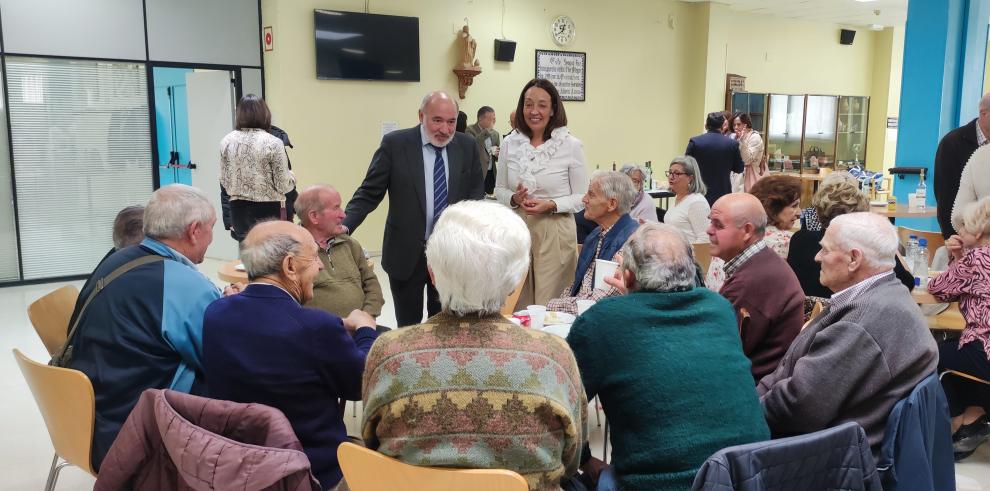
[535,49,586,101]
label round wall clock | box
[550,15,576,47]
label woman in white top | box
[220,94,294,241]
[663,156,711,244]
[734,112,767,192]
[620,164,659,223]
[496,79,589,308]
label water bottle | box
[915,170,927,211]
[906,235,919,272]
[643,161,653,190]
[915,238,930,290]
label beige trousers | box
[515,210,578,310]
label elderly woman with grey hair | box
[548,171,641,313]
[620,164,659,223]
[663,156,711,244]
[566,223,770,490]
[361,200,588,491]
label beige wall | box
[261,0,900,250]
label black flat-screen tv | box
[315,10,420,82]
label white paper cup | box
[594,259,620,290]
[527,305,547,330]
[576,299,595,315]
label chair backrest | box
[501,274,527,317]
[692,421,881,490]
[13,348,96,476]
[27,285,79,356]
[896,227,945,259]
[692,243,712,277]
[338,442,528,491]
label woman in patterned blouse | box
[705,175,801,291]
[220,94,295,241]
[929,196,990,458]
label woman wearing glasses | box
[662,156,711,244]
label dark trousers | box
[389,253,440,327]
[484,166,496,195]
[938,339,990,416]
[229,199,282,242]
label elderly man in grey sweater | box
[757,212,938,455]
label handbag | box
[50,255,165,367]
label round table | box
[217,259,248,283]
[869,203,937,219]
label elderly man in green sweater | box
[296,184,384,319]
[568,222,770,491]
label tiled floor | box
[2,258,989,489]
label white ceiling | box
[680,0,908,29]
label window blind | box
[0,62,18,281]
[7,57,153,280]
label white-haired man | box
[758,212,938,456]
[203,220,378,490]
[296,184,384,319]
[64,184,221,471]
[570,223,770,490]
[342,91,484,327]
[361,201,588,490]
[548,171,640,314]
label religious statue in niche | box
[453,24,482,99]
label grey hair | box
[829,212,898,269]
[295,184,336,226]
[419,91,459,112]
[619,164,645,180]
[143,184,215,240]
[670,156,707,196]
[590,170,638,214]
[240,230,303,281]
[113,205,145,249]
[426,201,531,316]
[960,196,990,237]
[620,222,697,292]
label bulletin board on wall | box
[535,49,586,101]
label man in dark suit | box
[934,94,990,238]
[686,112,744,205]
[343,91,484,326]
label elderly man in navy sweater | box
[203,220,378,491]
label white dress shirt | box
[495,127,588,213]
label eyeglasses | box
[665,171,689,178]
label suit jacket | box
[934,118,979,238]
[465,122,501,174]
[686,130,745,205]
[343,125,484,281]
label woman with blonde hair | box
[929,197,990,459]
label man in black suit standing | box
[342,91,484,326]
[686,112,744,205]
[934,93,990,238]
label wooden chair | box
[337,442,528,491]
[13,349,96,490]
[692,243,713,277]
[897,226,945,258]
[802,300,825,330]
[27,285,79,356]
[940,370,990,386]
[500,274,527,317]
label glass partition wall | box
[767,94,805,171]
[0,64,19,282]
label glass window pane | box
[0,63,19,282]
[7,57,153,280]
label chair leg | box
[353,400,358,418]
[595,396,602,427]
[602,421,610,465]
[44,454,59,491]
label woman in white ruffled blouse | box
[496,79,589,308]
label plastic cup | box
[576,299,595,315]
[594,259,620,290]
[527,305,547,330]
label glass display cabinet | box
[835,95,869,169]
[802,95,838,171]
[730,91,767,140]
[766,94,805,172]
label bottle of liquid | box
[643,161,653,191]
[906,234,919,272]
[611,161,616,171]
[915,169,927,211]
[915,238,930,290]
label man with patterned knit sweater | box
[362,201,587,491]
[706,193,804,381]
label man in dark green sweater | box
[567,223,770,491]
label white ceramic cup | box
[527,305,547,330]
[594,259,620,290]
[576,299,595,315]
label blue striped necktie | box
[429,144,448,224]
